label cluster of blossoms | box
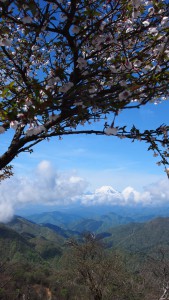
[0,0,168,172]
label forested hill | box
[0,223,42,262]
[105,217,169,254]
[1,216,169,299]
[5,215,169,257]
[6,216,65,260]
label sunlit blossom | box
[59,82,74,93]
[0,38,12,47]
[119,90,131,101]
[105,127,118,136]
[10,121,19,130]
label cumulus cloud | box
[0,161,169,223]
[81,179,169,207]
[143,179,169,205]
[121,187,152,205]
[0,160,88,222]
[0,202,14,223]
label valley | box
[1,208,169,299]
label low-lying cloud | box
[0,160,169,222]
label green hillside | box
[8,215,169,257]
[0,223,41,262]
[7,216,65,259]
[71,218,103,232]
[42,223,80,238]
[0,223,62,299]
[27,211,84,228]
[1,216,169,299]
[106,217,169,254]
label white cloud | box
[0,161,169,223]
[0,160,88,222]
[121,186,152,205]
[81,186,123,205]
[0,202,14,223]
[81,179,169,207]
[143,179,169,205]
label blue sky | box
[13,100,168,186]
[0,100,169,222]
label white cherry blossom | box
[119,90,131,101]
[0,0,168,176]
[0,38,12,47]
[105,127,118,136]
[10,121,19,130]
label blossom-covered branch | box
[0,0,169,176]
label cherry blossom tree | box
[0,0,169,179]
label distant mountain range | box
[1,208,169,300]
[26,205,169,233]
[1,212,169,263]
[26,210,134,233]
[1,203,169,265]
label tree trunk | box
[93,289,102,300]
